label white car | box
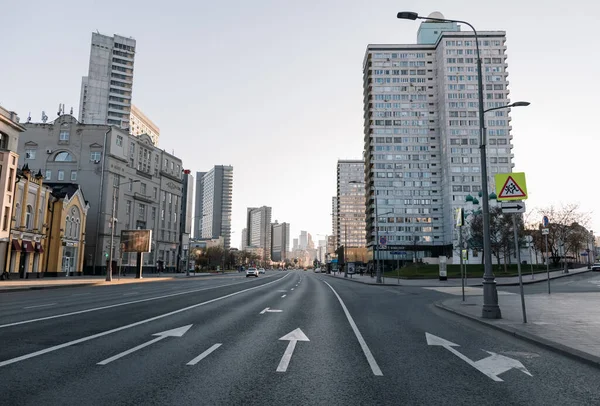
[246,268,259,277]
[258,268,265,274]
[592,263,600,271]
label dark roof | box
[44,182,87,204]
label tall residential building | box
[0,106,24,273]
[20,114,184,274]
[336,160,367,250]
[245,206,272,261]
[194,166,233,249]
[363,12,513,264]
[130,105,160,146]
[271,221,290,262]
[331,197,338,248]
[299,231,308,250]
[79,32,136,128]
[241,228,247,250]
[292,238,299,251]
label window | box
[8,168,14,191]
[153,187,158,199]
[58,170,65,181]
[116,135,123,146]
[128,179,133,192]
[140,183,146,194]
[70,171,77,181]
[25,205,33,229]
[54,152,73,162]
[90,151,101,161]
[126,200,131,215]
[59,130,70,142]
[3,206,9,231]
[45,170,51,180]
[152,207,156,220]
[139,203,146,218]
[25,149,36,159]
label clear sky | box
[4,0,600,244]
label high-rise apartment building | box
[245,206,272,261]
[79,33,136,128]
[194,166,233,249]
[363,12,513,264]
[241,228,247,250]
[336,160,367,250]
[292,238,299,251]
[331,197,338,248]
[130,105,160,146]
[271,221,290,262]
[299,231,308,250]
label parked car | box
[246,268,259,277]
[258,268,265,274]
[592,263,600,271]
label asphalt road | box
[1,270,599,405]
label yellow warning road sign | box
[495,172,527,201]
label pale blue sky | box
[4,0,600,244]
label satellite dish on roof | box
[426,11,445,21]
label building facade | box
[331,197,338,249]
[336,160,367,251]
[19,114,184,274]
[271,221,290,262]
[79,32,137,129]
[194,166,233,249]
[130,104,160,146]
[363,13,513,265]
[0,106,23,275]
[245,206,272,262]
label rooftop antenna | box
[70,107,73,115]
[57,103,61,116]
[41,111,48,123]
[27,112,31,123]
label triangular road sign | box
[498,176,526,199]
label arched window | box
[65,216,71,237]
[54,152,74,162]
[25,205,33,229]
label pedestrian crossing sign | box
[495,172,527,201]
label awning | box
[21,240,35,253]
[11,240,21,251]
[35,242,44,253]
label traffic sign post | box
[542,216,550,294]
[501,201,526,214]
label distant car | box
[246,268,259,277]
[592,263,600,271]
[258,268,265,274]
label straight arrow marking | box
[187,343,222,366]
[277,328,309,372]
[98,324,192,365]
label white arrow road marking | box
[277,290,287,292]
[187,343,222,366]
[98,325,192,365]
[23,303,56,309]
[291,288,294,291]
[323,281,383,376]
[425,333,532,382]
[260,307,283,314]
[277,328,309,372]
[281,295,286,298]
[0,274,289,368]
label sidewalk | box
[437,292,600,367]
[324,267,591,287]
[0,271,239,292]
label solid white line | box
[0,275,282,329]
[23,303,56,310]
[276,340,297,372]
[71,293,91,296]
[291,288,294,291]
[323,280,383,376]
[281,295,286,298]
[187,344,222,366]
[98,336,165,365]
[0,274,289,368]
[122,292,140,296]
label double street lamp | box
[107,179,140,281]
[398,12,529,318]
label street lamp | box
[107,179,140,281]
[398,12,530,319]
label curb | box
[435,301,600,369]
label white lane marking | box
[71,293,91,296]
[277,328,309,372]
[281,295,286,298]
[98,325,192,365]
[187,344,222,366]
[0,275,285,329]
[23,303,56,310]
[0,274,289,368]
[276,290,287,292]
[291,288,294,291]
[323,280,383,376]
[260,307,283,314]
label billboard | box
[120,230,152,253]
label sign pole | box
[545,233,550,294]
[460,226,465,302]
[512,213,527,323]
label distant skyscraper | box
[241,228,247,250]
[293,238,299,251]
[307,233,314,250]
[363,13,513,263]
[130,104,160,146]
[299,231,308,250]
[332,197,338,248]
[194,166,233,249]
[79,32,136,128]
[336,160,367,250]
[271,221,290,262]
[246,206,272,261]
